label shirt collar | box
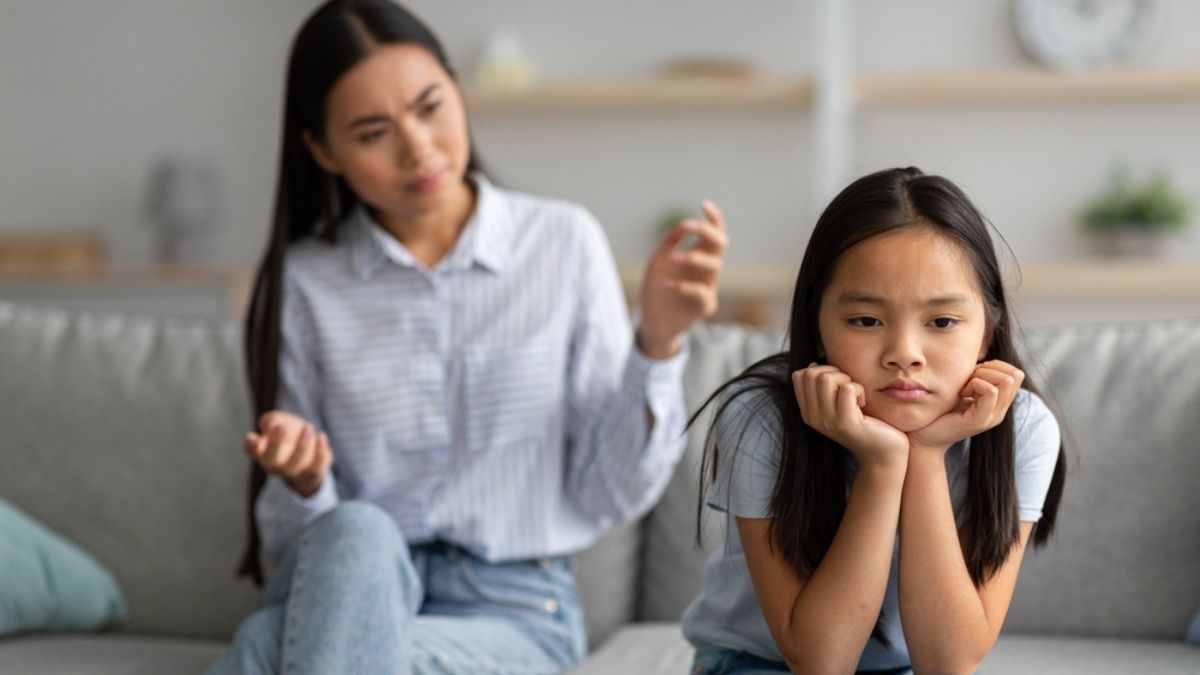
[347,172,510,279]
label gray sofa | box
[1,299,1198,674]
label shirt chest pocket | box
[462,337,560,451]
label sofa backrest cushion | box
[640,318,1200,640]
[638,323,785,622]
[0,302,257,640]
[1005,319,1200,638]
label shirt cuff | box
[624,336,689,406]
[285,475,339,519]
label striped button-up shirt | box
[256,175,688,564]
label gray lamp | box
[143,156,226,263]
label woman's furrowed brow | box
[405,83,440,109]
[346,85,441,129]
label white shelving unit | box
[464,3,1200,326]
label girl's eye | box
[421,100,442,116]
[849,317,881,328]
[930,317,958,329]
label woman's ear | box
[302,130,341,175]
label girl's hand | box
[244,410,333,498]
[793,364,910,470]
[636,200,728,359]
[908,360,1025,453]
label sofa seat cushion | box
[0,635,223,675]
[984,634,1200,674]
[570,623,1200,674]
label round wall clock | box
[1012,0,1158,70]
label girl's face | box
[304,44,472,224]
[817,226,991,433]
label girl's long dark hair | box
[239,0,482,583]
[695,167,1066,635]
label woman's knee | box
[304,501,405,557]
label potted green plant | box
[1080,165,1192,258]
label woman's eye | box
[357,129,386,143]
[930,317,958,329]
[421,100,442,115]
[849,317,880,328]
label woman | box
[206,1,727,673]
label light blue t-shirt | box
[680,376,1061,671]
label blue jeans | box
[206,502,587,675]
[691,643,913,675]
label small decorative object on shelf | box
[659,57,757,80]
[143,156,226,263]
[1012,0,1159,71]
[1079,164,1191,258]
[474,26,538,90]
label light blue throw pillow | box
[0,499,127,636]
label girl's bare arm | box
[738,461,905,675]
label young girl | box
[206,1,727,673]
[682,167,1065,675]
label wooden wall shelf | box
[464,76,812,112]
[857,68,1200,106]
[463,68,1200,112]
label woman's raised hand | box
[793,364,910,470]
[636,200,728,360]
[244,410,333,498]
[908,360,1024,453]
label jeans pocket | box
[458,557,560,614]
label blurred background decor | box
[1012,0,1160,71]
[1080,164,1191,258]
[143,156,226,264]
[473,26,538,89]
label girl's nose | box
[883,330,925,370]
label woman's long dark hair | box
[695,167,1066,632]
[239,0,482,583]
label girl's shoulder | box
[711,356,791,451]
[1012,388,1062,467]
[1013,388,1057,434]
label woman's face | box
[817,226,992,433]
[305,44,472,224]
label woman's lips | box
[879,379,931,401]
[406,170,444,194]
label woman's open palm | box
[244,410,333,498]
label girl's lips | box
[880,387,931,402]
[880,379,932,401]
[406,170,444,194]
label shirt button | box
[543,597,559,613]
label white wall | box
[0,0,313,264]
[1,0,1198,269]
